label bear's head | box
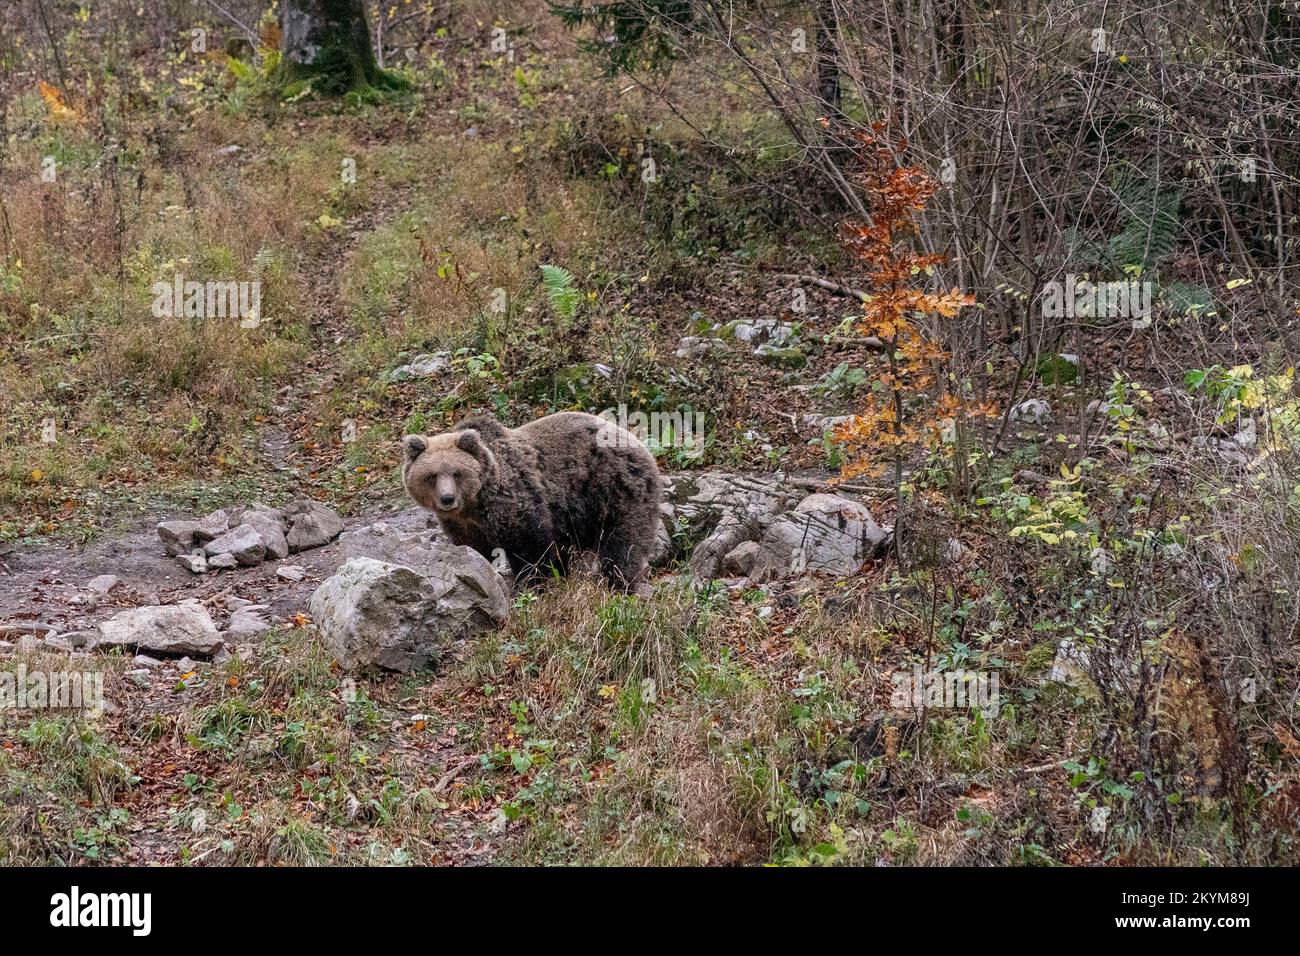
[402,428,498,515]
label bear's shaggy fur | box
[402,411,662,594]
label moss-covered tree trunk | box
[275,0,399,94]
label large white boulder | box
[310,549,508,672]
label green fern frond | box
[539,264,580,321]
[1159,281,1217,318]
[1101,166,1182,271]
[1062,166,1183,278]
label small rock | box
[721,318,794,346]
[208,553,239,570]
[204,524,267,566]
[276,565,306,582]
[126,669,152,688]
[721,541,761,577]
[61,631,96,649]
[1231,417,1257,450]
[803,413,853,433]
[43,635,74,652]
[284,499,345,552]
[226,597,255,610]
[228,605,273,642]
[177,552,208,574]
[133,654,163,668]
[1048,638,1092,686]
[386,352,452,381]
[674,336,728,359]
[243,503,287,525]
[1013,469,1051,487]
[86,574,120,595]
[213,645,232,666]
[310,552,508,672]
[747,493,888,582]
[157,520,200,556]
[194,507,239,544]
[241,510,290,560]
[1010,399,1051,424]
[754,343,806,368]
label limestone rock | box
[92,604,224,657]
[748,494,888,582]
[241,509,290,560]
[157,520,201,557]
[722,541,761,577]
[310,551,508,673]
[204,523,266,566]
[227,605,273,643]
[284,499,345,552]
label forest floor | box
[2,1,1297,866]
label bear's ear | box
[455,429,483,455]
[456,429,499,482]
[402,434,427,461]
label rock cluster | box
[158,500,344,574]
[673,319,806,367]
[656,473,891,585]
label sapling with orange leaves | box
[830,125,983,555]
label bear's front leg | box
[596,528,652,597]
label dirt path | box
[256,121,432,481]
[0,114,439,635]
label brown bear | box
[402,411,661,595]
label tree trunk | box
[813,0,841,116]
[275,0,398,94]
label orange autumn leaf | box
[38,81,78,124]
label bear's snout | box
[434,473,460,511]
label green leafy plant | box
[815,361,867,399]
[539,264,581,322]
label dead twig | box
[432,755,478,793]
